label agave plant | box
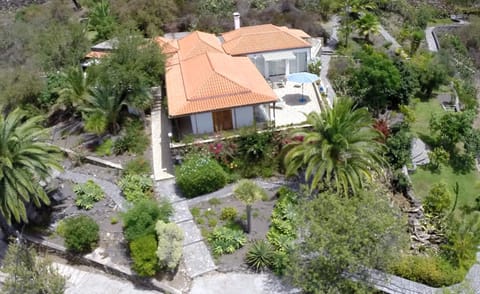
[246,240,275,271]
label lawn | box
[409,98,480,207]
[410,165,480,207]
[410,99,444,139]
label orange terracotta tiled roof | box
[177,31,225,60]
[85,51,109,59]
[154,36,179,55]
[221,24,311,56]
[166,51,277,117]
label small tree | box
[424,182,452,216]
[234,180,268,233]
[156,221,184,271]
[1,241,66,293]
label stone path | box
[320,15,340,107]
[378,25,401,50]
[57,170,127,211]
[425,21,469,52]
[189,272,299,294]
[151,89,175,181]
[54,262,161,294]
[411,138,430,166]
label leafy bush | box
[207,226,247,256]
[95,138,113,156]
[118,174,153,202]
[73,180,105,210]
[61,215,99,253]
[190,207,201,219]
[391,255,465,287]
[113,120,149,155]
[246,240,275,271]
[176,154,227,198]
[424,182,452,215]
[130,234,158,277]
[122,199,173,242]
[220,207,238,221]
[156,221,184,271]
[428,147,449,172]
[123,157,151,176]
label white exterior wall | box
[190,112,213,134]
[247,47,311,78]
[233,106,254,128]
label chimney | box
[233,12,240,30]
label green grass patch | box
[410,164,480,207]
[410,99,444,138]
[427,18,454,26]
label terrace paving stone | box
[183,242,217,278]
[177,220,204,246]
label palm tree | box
[283,98,386,196]
[234,180,268,233]
[0,109,63,228]
[355,13,380,43]
[56,66,91,113]
[81,84,128,135]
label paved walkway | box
[378,25,401,50]
[189,272,298,294]
[54,262,161,294]
[425,21,469,52]
[320,15,340,107]
[151,90,175,181]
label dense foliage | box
[122,199,173,242]
[287,188,407,292]
[118,174,153,203]
[61,215,100,253]
[73,180,105,210]
[156,220,184,271]
[129,234,158,277]
[176,154,227,198]
[207,226,247,257]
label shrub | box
[73,180,105,210]
[220,207,238,221]
[113,120,149,155]
[130,234,158,277]
[246,240,275,271]
[156,221,184,271]
[424,182,452,215]
[391,255,465,287]
[208,198,221,206]
[122,199,173,242]
[208,217,218,228]
[123,157,151,176]
[95,138,113,156]
[176,154,227,198]
[118,174,153,202]
[207,226,247,256]
[62,215,99,253]
[190,207,201,219]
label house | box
[83,14,316,136]
[157,31,278,135]
[221,22,313,78]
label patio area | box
[271,81,325,127]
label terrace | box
[271,80,328,127]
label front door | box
[212,109,233,132]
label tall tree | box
[283,97,386,195]
[0,109,63,226]
[287,188,407,292]
[234,179,268,233]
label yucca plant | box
[246,240,275,271]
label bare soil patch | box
[189,192,277,272]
